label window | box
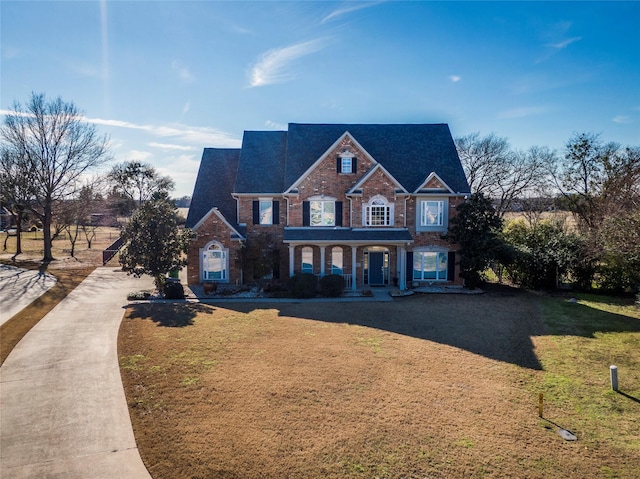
[203,242,227,281]
[301,247,313,273]
[420,200,444,227]
[365,196,392,226]
[337,155,357,174]
[253,200,279,225]
[413,251,447,281]
[331,247,343,275]
[310,200,335,226]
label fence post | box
[610,365,618,391]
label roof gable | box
[414,172,455,194]
[185,148,240,229]
[283,123,470,194]
[348,164,407,195]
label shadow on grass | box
[617,391,640,404]
[125,302,213,327]
[203,288,640,371]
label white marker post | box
[610,365,619,391]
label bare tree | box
[455,132,549,215]
[0,93,110,261]
[0,148,37,256]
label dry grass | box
[0,265,94,364]
[119,291,640,478]
[1,227,121,364]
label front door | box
[369,252,385,285]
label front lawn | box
[119,291,640,478]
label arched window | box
[202,241,228,281]
[364,195,393,226]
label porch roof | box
[283,227,413,244]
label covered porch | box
[283,227,414,291]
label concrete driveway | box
[0,265,57,326]
[0,267,154,478]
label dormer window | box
[337,152,357,174]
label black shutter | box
[352,157,357,173]
[273,201,279,225]
[303,201,310,226]
[448,252,456,281]
[406,252,413,283]
[335,201,343,226]
[337,156,342,173]
[252,201,259,224]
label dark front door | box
[369,252,385,285]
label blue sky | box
[2,1,639,197]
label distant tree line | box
[452,132,640,292]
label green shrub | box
[163,280,185,299]
[320,274,345,297]
[287,273,318,298]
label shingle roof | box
[284,123,470,194]
[185,148,240,229]
[187,123,470,227]
[234,130,288,193]
[283,227,413,243]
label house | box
[185,123,470,291]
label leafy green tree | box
[108,161,175,207]
[119,196,191,295]
[502,219,593,290]
[447,193,506,289]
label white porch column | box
[320,246,326,277]
[398,246,406,290]
[288,245,295,277]
[351,246,357,290]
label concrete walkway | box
[0,265,57,326]
[0,267,154,479]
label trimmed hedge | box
[320,274,345,297]
[287,273,318,298]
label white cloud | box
[498,106,550,119]
[249,38,328,88]
[127,149,153,162]
[265,120,287,130]
[322,2,382,23]
[182,101,191,115]
[547,36,582,49]
[83,116,240,147]
[149,142,197,151]
[172,60,194,83]
[612,115,633,124]
[449,75,461,83]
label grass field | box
[119,290,640,478]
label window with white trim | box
[203,242,227,281]
[413,251,448,281]
[364,196,393,226]
[301,247,313,273]
[259,199,273,225]
[341,157,353,174]
[310,200,335,226]
[420,200,444,227]
[331,247,343,275]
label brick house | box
[185,123,470,290]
